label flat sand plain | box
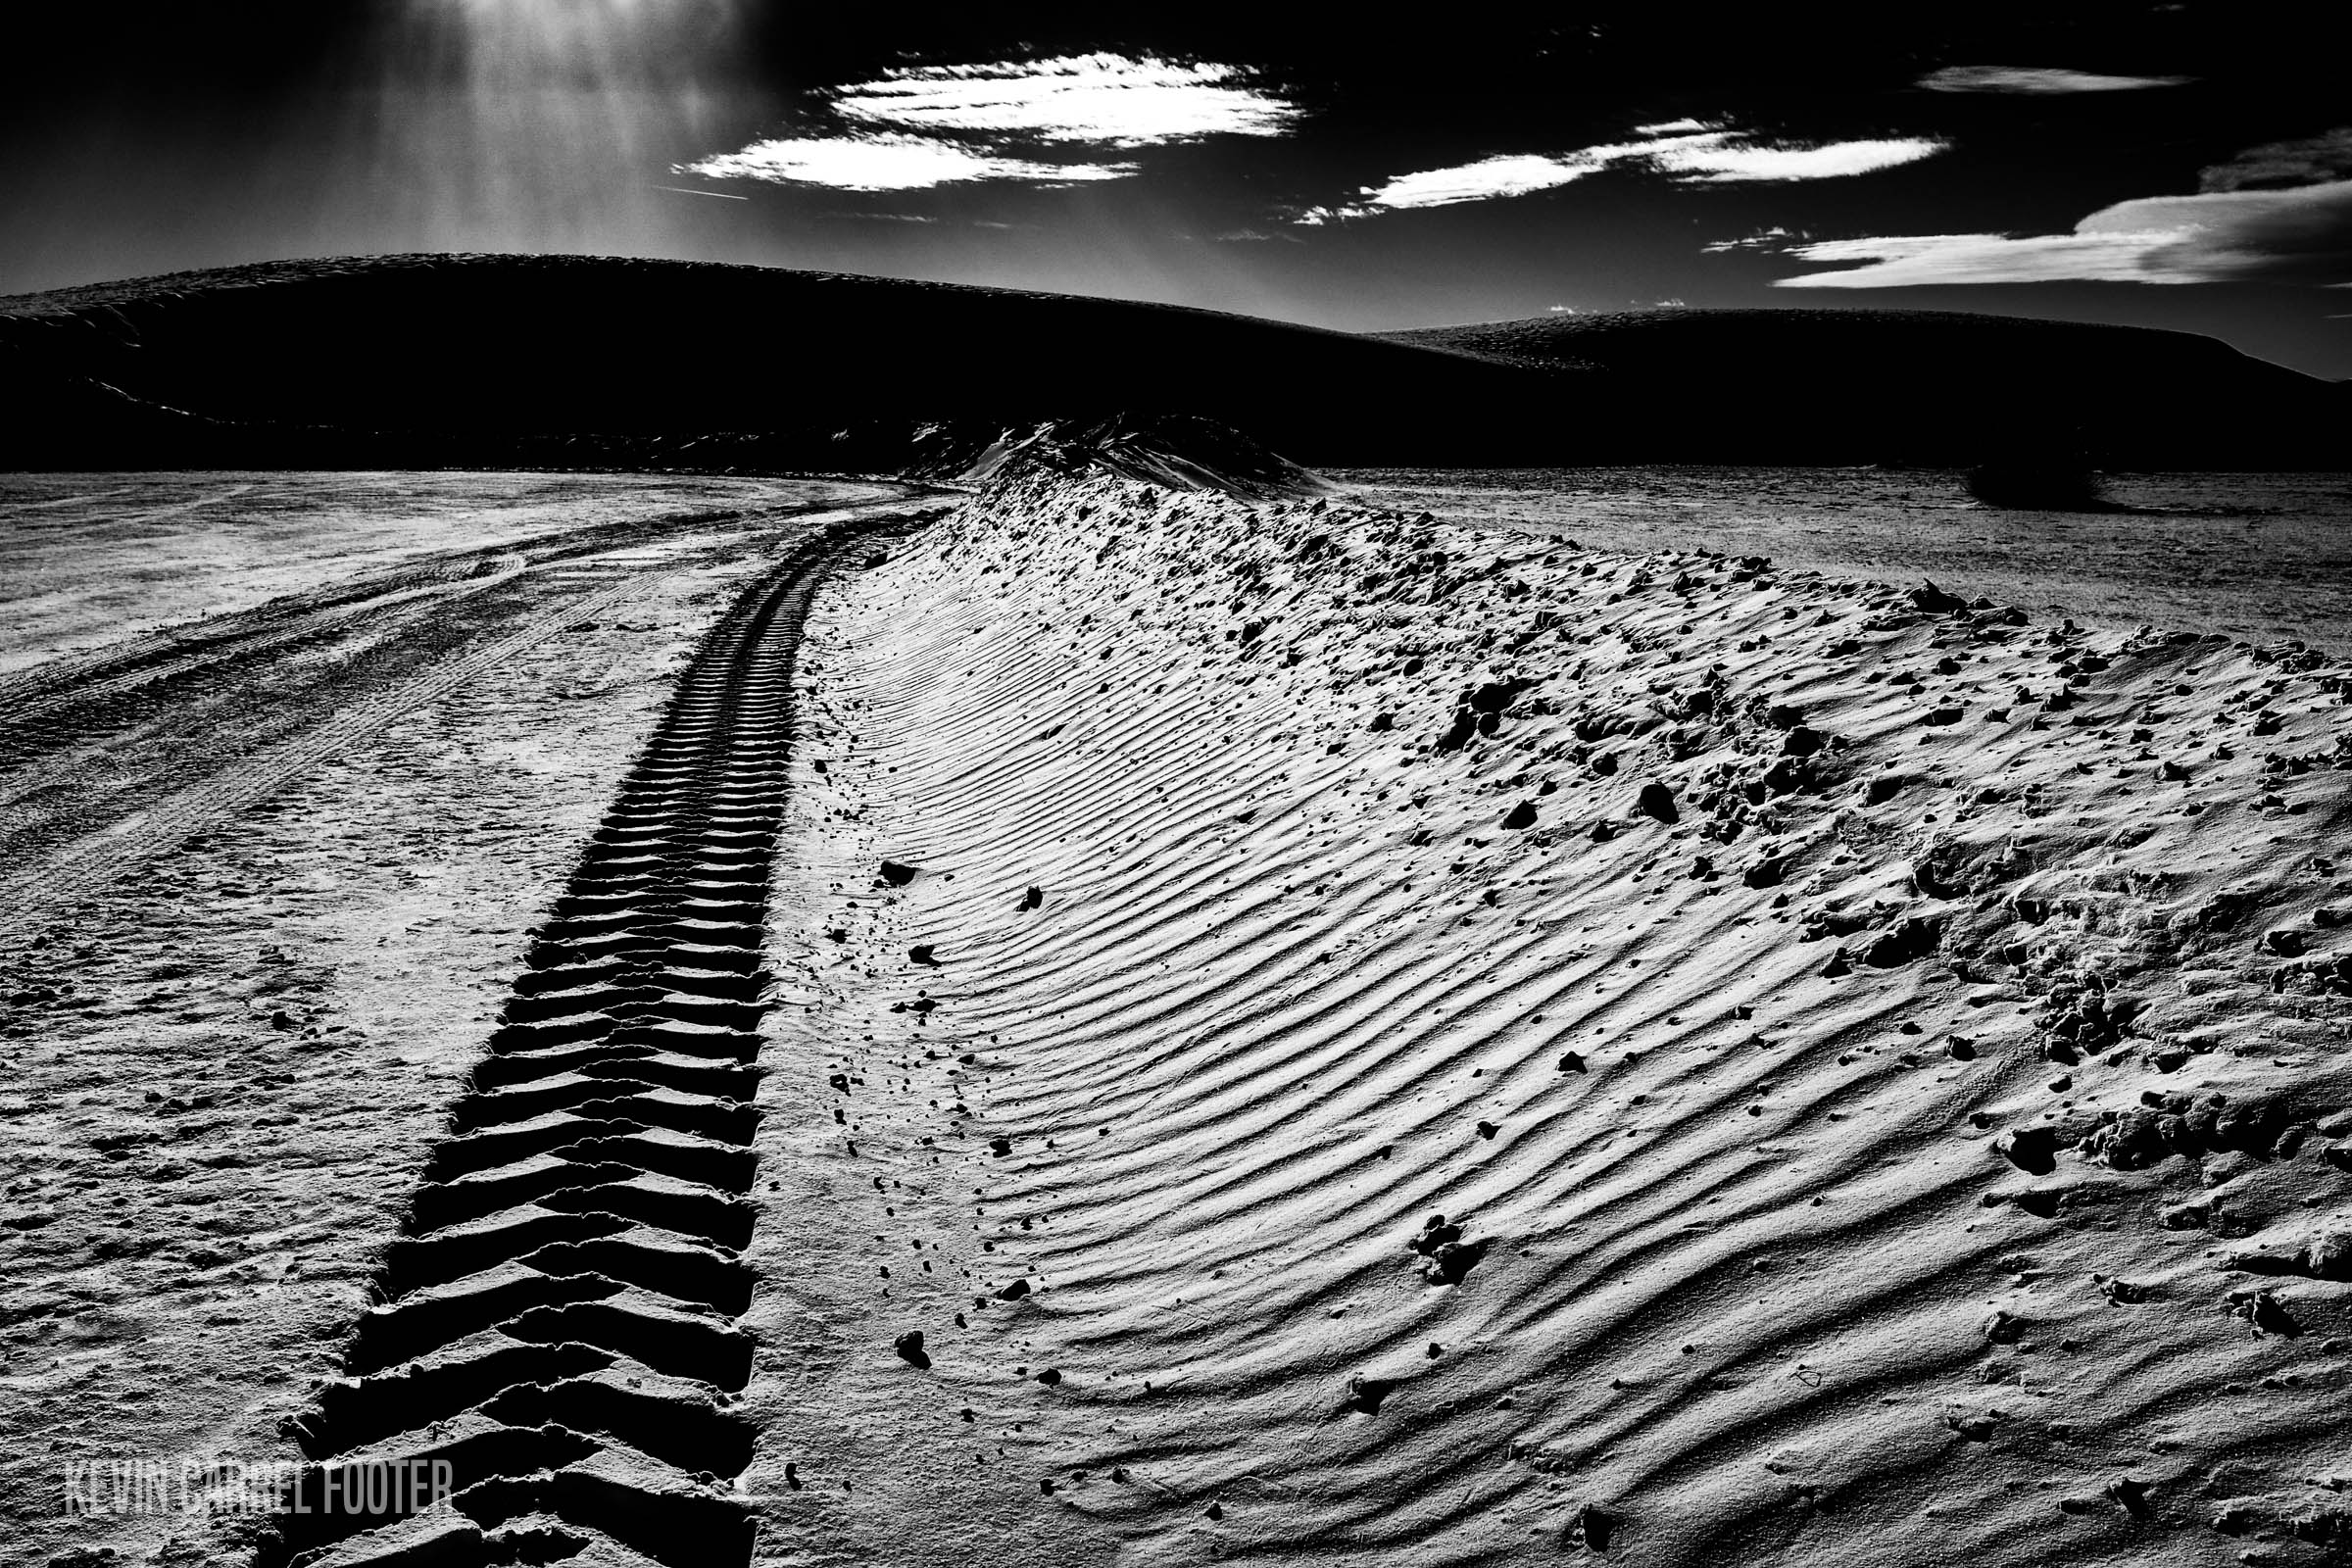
[1337,468,2352,655]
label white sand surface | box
[766,469,2352,1564]
[3,465,2348,1567]
[1337,467,2352,656]
[0,480,932,1568]
[0,471,897,676]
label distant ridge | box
[0,255,2338,471]
[0,254,1560,472]
[1379,307,2342,468]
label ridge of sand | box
[777,470,2352,1564]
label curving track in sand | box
[0,499,906,950]
[258,515,912,1567]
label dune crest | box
[776,467,2352,1562]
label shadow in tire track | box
[254,511,931,1568]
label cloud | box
[1298,128,1945,220]
[2201,128,2352,192]
[1915,65,2193,93]
[1701,225,1798,254]
[678,134,1136,192]
[831,53,1299,147]
[1625,133,1949,183]
[1347,152,1608,213]
[1771,179,2352,287]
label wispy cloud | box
[1701,225,1798,254]
[1772,179,2352,287]
[682,51,1291,194]
[1915,66,2194,93]
[1298,128,1945,221]
[1629,134,1949,183]
[679,133,1136,192]
[2201,127,2352,192]
[830,53,1300,146]
[1342,152,1609,214]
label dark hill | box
[0,254,1561,472]
[0,257,2337,472]
[1378,308,2341,469]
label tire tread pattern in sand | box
[255,517,893,1568]
[0,572,650,948]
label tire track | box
[256,515,901,1568]
[0,501,769,729]
[0,554,523,733]
[0,504,906,952]
[0,574,636,951]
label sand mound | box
[906,414,1328,498]
[775,470,2352,1563]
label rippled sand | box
[781,469,2352,1565]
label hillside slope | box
[0,255,1561,471]
[1380,309,2341,468]
[0,260,2336,471]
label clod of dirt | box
[1862,917,1941,967]
[2302,1231,2352,1281]
[2239,1290,2302,1337]
[1424,1239,1490,1285]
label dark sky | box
[3,4,2346,376]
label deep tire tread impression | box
[258,520,893,1568]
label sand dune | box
[770,467,2352,1563]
